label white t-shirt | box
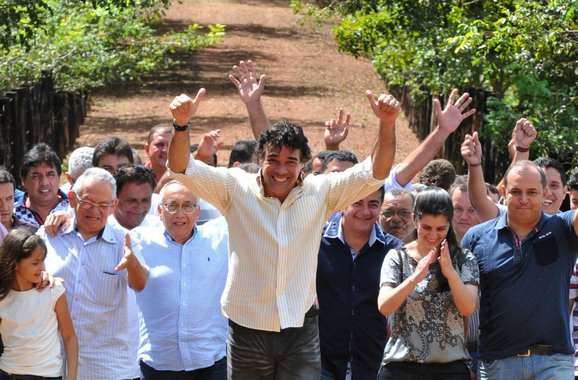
[0,283,66,377]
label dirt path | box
[77,0,419,165]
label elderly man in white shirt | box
[40,167,148,380]
[168,87,399,379]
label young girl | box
[377,187,479,379]
[0,228,78,380]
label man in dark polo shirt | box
[462,160,578,379]
[317,186,403,379]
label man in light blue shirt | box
[131,180,228,379]
[41,167,148,380]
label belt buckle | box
[516,349,531,357]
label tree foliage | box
[0,0,225,89]
[293,0,578,165]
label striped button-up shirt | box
[169,156,382,332]
[40,220,141,380]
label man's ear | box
[232,162,240,167]
[144,143,150,155]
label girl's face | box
[15,246,45,289]
[416,214,451,250]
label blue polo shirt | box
[317,212,403,380]
[462,210,578,361]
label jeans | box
[377,361,470,380]
[140,358,226,380]
[478,354,573,380]
[227,316,321,380]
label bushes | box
[0,0,225,90]
[292,0,578,165]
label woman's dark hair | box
[0,228,47,301]
[414,187,464,292]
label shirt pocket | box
[87,271,123,307]
[532,234,559,266]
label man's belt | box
[515,345,553,357]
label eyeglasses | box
[381,209,412,218]
[74,193,115,211]
[162,202,198,214]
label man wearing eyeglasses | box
[40,167,148,380]
[130,180,228,379]
[379,189,416,244]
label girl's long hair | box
[0,228,47,301]
[414,187,466,292]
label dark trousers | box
[0,369,61,380]
[227,316,321,380]
[140,357,226,380]
[377,360,470,380]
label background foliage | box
[0,0,225,90]
[292,0,578,166]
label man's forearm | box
[371,119,396,180]
[168,129,192,174]
[246,100,270,140]
[396,125,449,186]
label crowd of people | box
[0,59,576,380]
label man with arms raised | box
[168,87,399,378]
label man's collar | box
[323,211,384,248]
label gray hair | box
[67,146,95,182]
[72,167,117,199]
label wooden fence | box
[389,85,510,185]
[0,70,89,186]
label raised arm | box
[496,118,536,193]
[461,132,499,221]
[366,91,399,180]
[193,129,223,165]
[324,108,350,151]
[229,60,270,139]
[168,88,206,173]
[396,89,477,186]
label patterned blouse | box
[380,247,479,365]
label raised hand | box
[366,90,400,126]
[461,131,482,166]
[195,129,223,164]
[513,118,536,150]
[324,108,350,149]
[229,60,267,105]
[438,240,458,279]
[115,234,136,272]
[434,89,477,135]
[411,247,437,284]
[169,88,206,126]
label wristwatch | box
[172,119,190,132]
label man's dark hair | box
[534,157,567,186]
[568,168,578,190]
[257,120,312,163]
[92,137,134,167]
[321,150,358,173]
[228,140,258,168]
[418,159,456,191]
[113,164,156,196]
[0,167,15,189]
[486,183,499,197]
[20,143,62,178]
[147,123,172,145]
